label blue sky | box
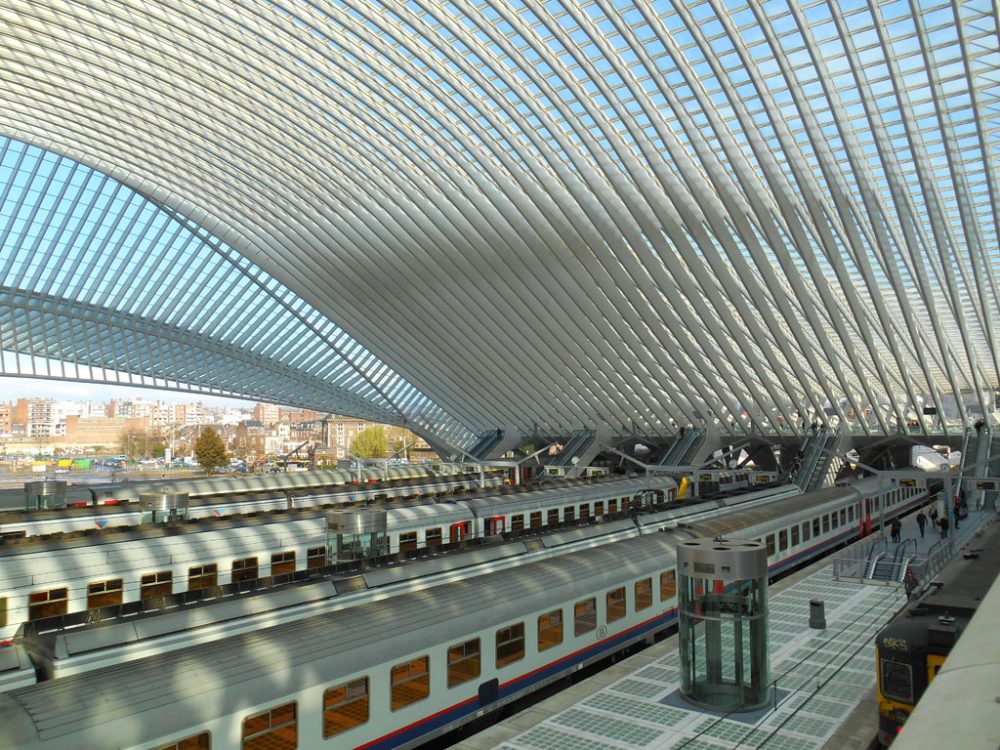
[0,376,257,408]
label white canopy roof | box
[0,1,996,450]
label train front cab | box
[876,615,959,746]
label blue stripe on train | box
[358,609,679,750]
[361,491,927,749]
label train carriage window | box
[802,521,810,541]
[822,515,830,533]
[307,547,327,569]
[791,525,800,546]
[425,528,442,547]
[232,557,259,583]
[0,597,6,627]
[575,597,597,636]
[537,610,563,651]
[606,587,626,623]
[547,509,559,526]
[28,587,68,621]
[399,532,418,553]
[622,497,631,513]
[848,506,854,523]
[530,511,542,529]
[765,534,775,556]
[152,732,210,750]
[778,530,788,552]
[242,701,297,750]
[323,678,368,738]
[840,509,847,526]
[660,570,677,601]
[511,514,525,532]
[563,506,575,522]
[635,578,653,611]
[447,638,481,687]
[87,578,123,609]
[188,564,218,591]
[270,551,296,575]
[595,501,604,518]
[874,497,880,511]
[812,518,820,537]
[831,512,839,530]
[496,623,525,667]
[609,499,618,514]
[140,572,172,601]
[391,655,430,710]
[578,504,589,521]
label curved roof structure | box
[0,1,997,451]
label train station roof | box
[0,1,997,451]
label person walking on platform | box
[904,568,918,600]
[915,510,927,538]
[890,518,902,544]
[938,515,949,539]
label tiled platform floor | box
[491,569,902,750]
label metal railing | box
[881,538,918,582]
[906,537,955,596]
[832,535,887,582]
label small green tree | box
[118,427,167,459]
[194,427,229,473]
[351,425,387,458]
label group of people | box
[896,496,970,601]
[910,504,957,540]
[889,510,941,542]
[889,496,966,546]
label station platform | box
[455,506,995,750]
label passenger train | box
[0,465,508,539]
[0,478,677,645]
[0,478,933,750]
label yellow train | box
[875,521,1000,745]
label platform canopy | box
[0,1,997,451]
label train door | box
[862,499,872,536]
[484,516,506,536]
[449,522,468,544]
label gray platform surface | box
[454,507,996,750]
[492,569,899,750]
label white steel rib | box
[0,0,995,449]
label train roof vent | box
[140,492,189,512]
[326,508,387,533]
[928,623,959,647]
[523,538,545,553]
[333,575,368,594]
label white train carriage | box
[688,478,931,576]
[27,516,652,683]
[0,517,331,643]
[0,472,505,539]
[0,501,481,644]
[384,503,476,552]
[0,479,648,643]
[0,475,928,750]
[0,531,693,750]
[461,477,671,536]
